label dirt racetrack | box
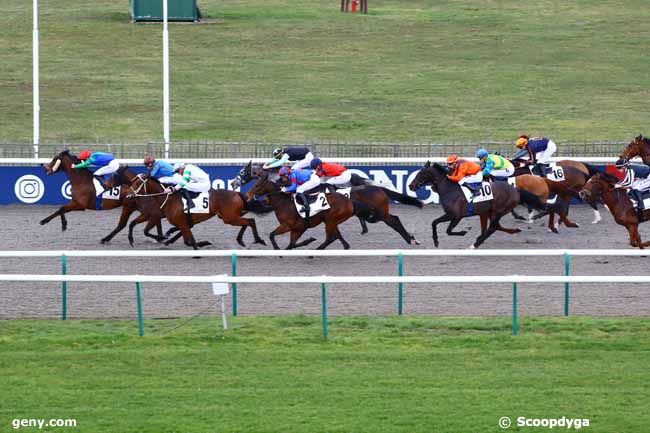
[1,203,649,320]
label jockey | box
[609,158,650,206]
[143,155,178,185]
[263,147,314,170]
[515,134,557,176]
[476,148,514,179]
[165,162,211,210]
[309,158,351,192]
[446,154,483,195]
[72,150,120,193]
[278,166,320,222]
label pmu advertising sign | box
[0,165,438,205]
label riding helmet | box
[173,162,186,171]
[278,166,291,176]
[476,149,489,159]
[446,154,459,165]
[515,137,529,148]
[615,158,629,168]
[272,147,284,159]
[309,158,322,169]
[79,149,91,160]
[143,155,155,167]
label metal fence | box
[0,139,627,159]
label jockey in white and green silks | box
[476,148,515,179]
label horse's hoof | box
[237,240,246,247]
[513,229,522,234]
[548,228,559,234]
[39,220,46,226]
[411,238,421,246]
[100,239,109,244]
[255,239,267,246]
[457,230,467,236]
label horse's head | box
[43,150,78,175]
[105,165,131,189]
[408,161,445,191]
[231,160,254,190]
[246,172,279,201]
[579,172,615,201]
[620,134,649,161]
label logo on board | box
[61,181,72,199]
[14,175,45,204]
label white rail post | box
[162,0,170,158]
[33,0,40,158]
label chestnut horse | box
[408,162,521,248]
[579,172,650,248]
[40,151,151,236]
[620,134,650,165]
[233,161,423,245]
[111,173,271,248]
[247,173,367,249]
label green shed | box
[130,0,200,22]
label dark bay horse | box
[112,174,270,248]
[579,172,650,248]
[40,150,139,233]
[247,173,366,249]
[620,134,650,165]
[233,161,423,245]
[408,162,520,248]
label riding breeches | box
[291,152,315,170]
[182,180,211,193]
[296,174,321,193]
[158,174,184,185]
[93,160,120,177]
[632,176,650,192]
[489,165,515,178]
[323,170,352,186]
[458,172,483,185]
[535,140,557,164]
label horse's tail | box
[240,193,274,215]
[350,173,371,186]
[378,187,424,208]
[352,200,374,221]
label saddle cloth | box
[294,192,330,218]
[181,191,210,214]
[460,182,494,203]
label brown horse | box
[111,173,271,249]
[511,158,602,229]
[247,173,365,249]
[579,172,650,248]
[40,150,148,235]
[408,162,521,248]
[620,134,650,165]
[234,161,423,245]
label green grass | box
[1,0,649,145]
[1,316,649,432]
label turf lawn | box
[1,315,649,432]
[1,0,649,144]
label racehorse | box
[579,172,650,248]
[111,174,271,249]
[620,134,650,165]
[40,150,144,234]
[247,172,367,249]
[233,161,424,245]
[511,156,602,228]
[408,162,521,248]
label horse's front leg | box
[431,214,453,248]
[269,224,291,250]
[40,202,84,231]
[101,204,136,244]
[446,218,468,236]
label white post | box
[162,0,170,159]
[33,0,40,159]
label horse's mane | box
[638,134,650,145]
[59,149,80,163]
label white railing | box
[0,156,633,165]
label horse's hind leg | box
[334,227,350,250]
[473,214,504,248]
[358,217,368,234]
[101,205,136,244]
[269,224,292,250]
[316,223,341,250]
[383,214,419,244]
[128,213,152,246]
[227,217,266,247]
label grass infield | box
[1,315,649,432]
[1,0,649,144]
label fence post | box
[512,283,518,336]
[321,283,328,338]
[135,282,144,337]
[231,253,238,316]
[61,254,67,321]
[564,252,570,317]
[397,253,403,315]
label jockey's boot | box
[181,189,196,210]
[533,163,548,177]
[466,182,482,197]
[298,192,310,223]
[326,183,337,194]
